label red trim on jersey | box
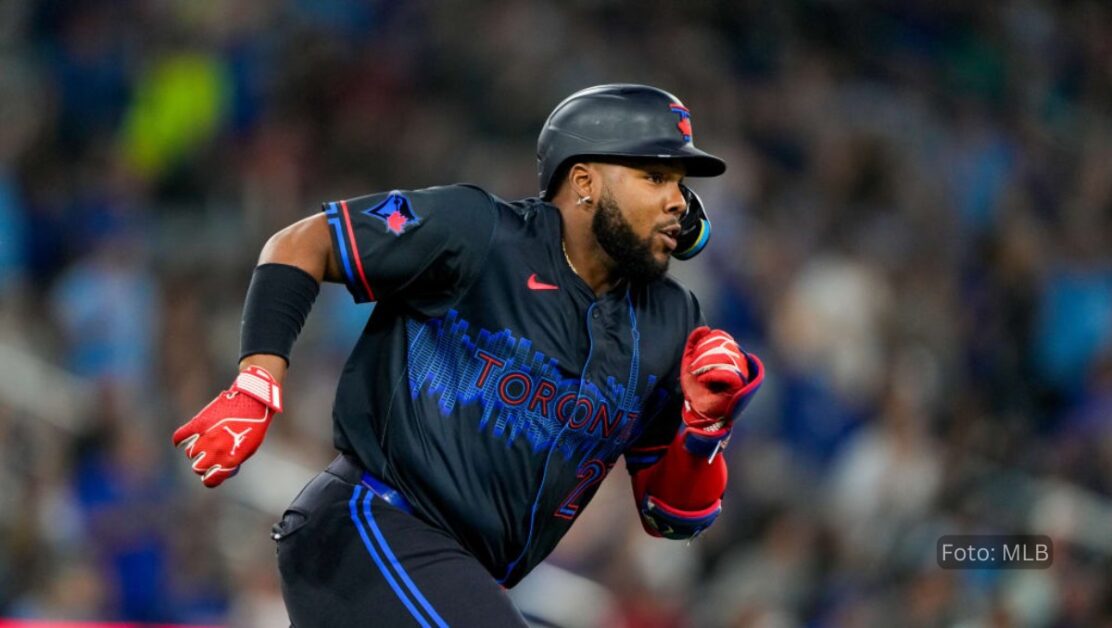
[340,200,376,301]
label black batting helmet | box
[536,84,726,199]
[537,84,725,260]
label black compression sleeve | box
[239,263,321,364]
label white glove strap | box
[233,367,283,413]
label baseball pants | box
[273,454,528,627]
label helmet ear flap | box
[673,185,711,260]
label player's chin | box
[651,249,672,273]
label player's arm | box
[172,186,496,487]
[629,327,763,539]
[237,214,344,380]
[172,214,341,487]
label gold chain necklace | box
[561,239,580,276]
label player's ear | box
[567,163,595,207]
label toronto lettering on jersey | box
[406,310,663,463]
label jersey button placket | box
[586,304,609,388]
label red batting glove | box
[680,327,764,433]
[172,366,283,488]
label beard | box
[591,190,669,284]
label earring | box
[577,195,592,206]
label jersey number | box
[555,459,607,520]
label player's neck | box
[561,232,617,296]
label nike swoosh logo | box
[527,273,559,291]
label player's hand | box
[680,327,763,433]
[172,366,283,488]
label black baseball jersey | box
[321,185,703,587]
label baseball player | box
[172,84,763,627]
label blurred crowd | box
[2,0,1112,626]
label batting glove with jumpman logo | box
[172,366,282,487]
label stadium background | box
[1,1,1111,626]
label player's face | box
[592,161,687,283]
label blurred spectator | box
[48,228,159,393]
[69,389,178,621]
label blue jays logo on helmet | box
[364,192,420,235]
[669,103,693,143]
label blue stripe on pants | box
[362,489,449,627]
[348,486,431,627]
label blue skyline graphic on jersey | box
[406,310,661,462]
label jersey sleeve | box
[321,184,497,306]
[623,290,706,474]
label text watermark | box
[937,535,1053,569]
